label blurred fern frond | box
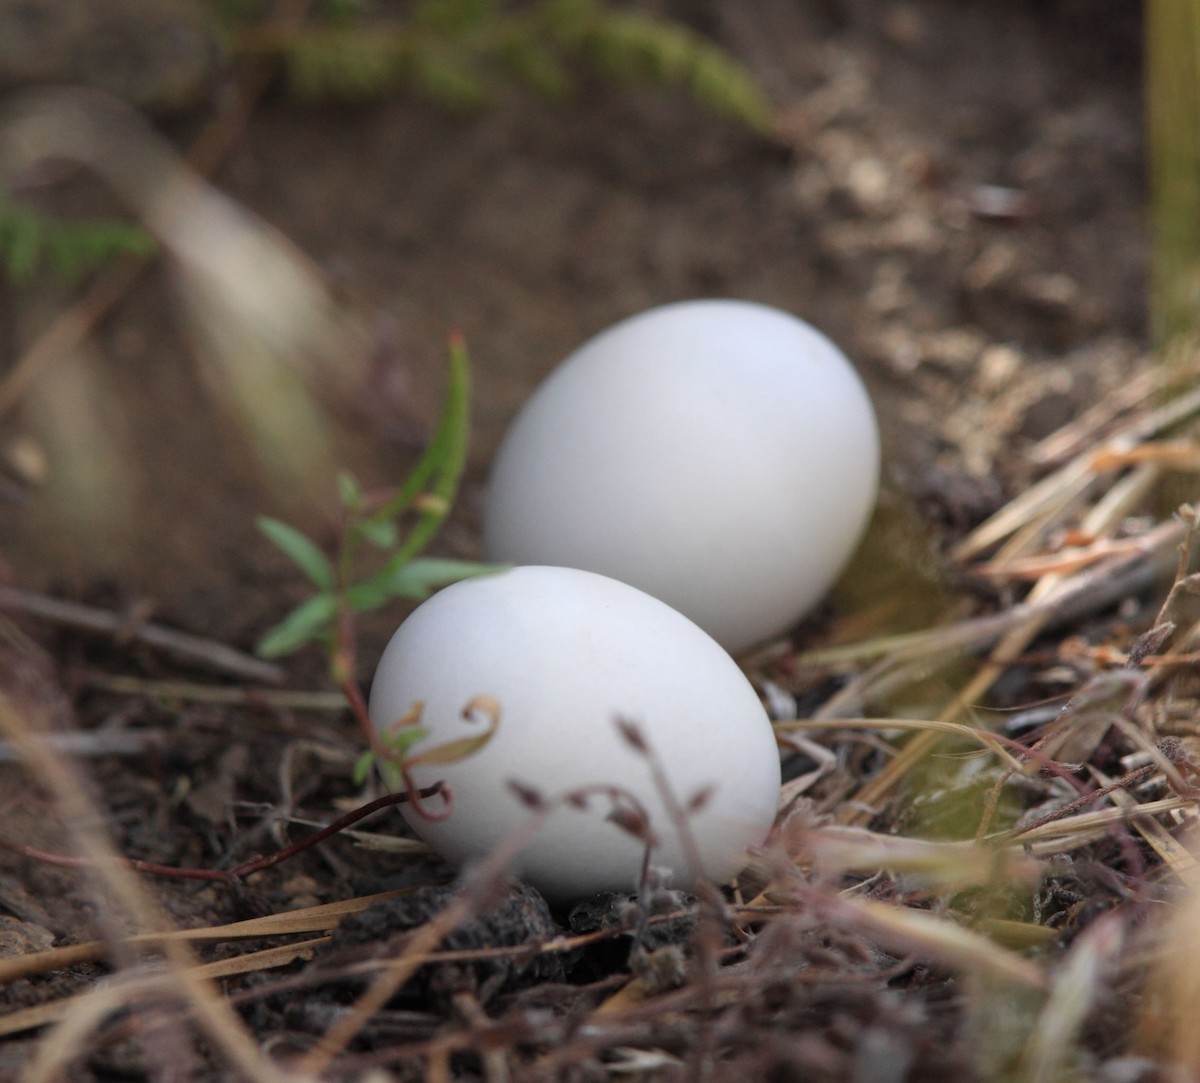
[569,8,770,128]
[0,194,155,286]
[229,0,771,127]
[1,87,364,506]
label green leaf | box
[356,518,399,549]
[382,724,430,758]
[406,727,492,767]
[0,192,156,286]
[4,208,42,283]
[351,748,409,790]
[371,336,470,526]
[352,749,377,786]
[405,696,497,767]
[337,471,363,510]
[256,592,338,657]
[576,11,770,129]
[387,558,506,598]
[318,0,369,24]
[411,50,488,108]
[343,572,398,614]
[256,516,335,590]
[371,335,472,577]
[285,28,405,101]
[414,0,496,33]
[345,558,502,613]
[497,33,571,98]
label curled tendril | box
[396,695,501,822]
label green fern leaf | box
[0,196,156,286]
[577,12,770,129]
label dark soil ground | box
[0,1,1161,1080]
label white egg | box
[368,565,781,901]
[483,299,880,653]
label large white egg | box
[368,566,781,901]
[483,299,880,653]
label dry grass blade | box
[976,918,1061,949]
[1091,439,1200,471]
[780,884,1045,989]
[22,972,152,1083]
[1136,830,1200,1070]
[0,692,295,1083]
[1090,769,1200,886]
[1001,796,1193,858]
[776,716,1024,769]
[796,517,1183,676]
[793,607,1034,668]
[84,672,347,710]
[1018,914,1124,1083]
[839,499,1187,827]
[0,728,165,762]
[0,937,330,1040]
[974,535,1163,583]
[954,376,1200,562]
[0,886,425,985]
[952,450,1099,563]
[1027,365,1159,465]
[785,824,1039,893]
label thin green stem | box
[1148,0,1200,351]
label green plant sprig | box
[354,693,501,819]
[255,332,493,658]
[255,334,505,796]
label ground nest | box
[0,1,1194,1080]
[3,364,1200,1081]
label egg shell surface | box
[483,299,880,653]
[368,565,781,901]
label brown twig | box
[0,785,443,885]
[1003,764,1158,840]
[613,716,726,1040]
[0,586,284,683]
[0,728,165,762]
[291,780,659,1076]
[81,672,347,711]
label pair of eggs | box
[369,300,880,901]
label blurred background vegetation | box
[0,0,771,592]
[0,0,768,286]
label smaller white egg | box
[368,566,781,901]
[483,299,880,653]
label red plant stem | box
[339,672,376,753]
[0,784,444,884]
[334,641,458,829]
[331,584,392,765]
